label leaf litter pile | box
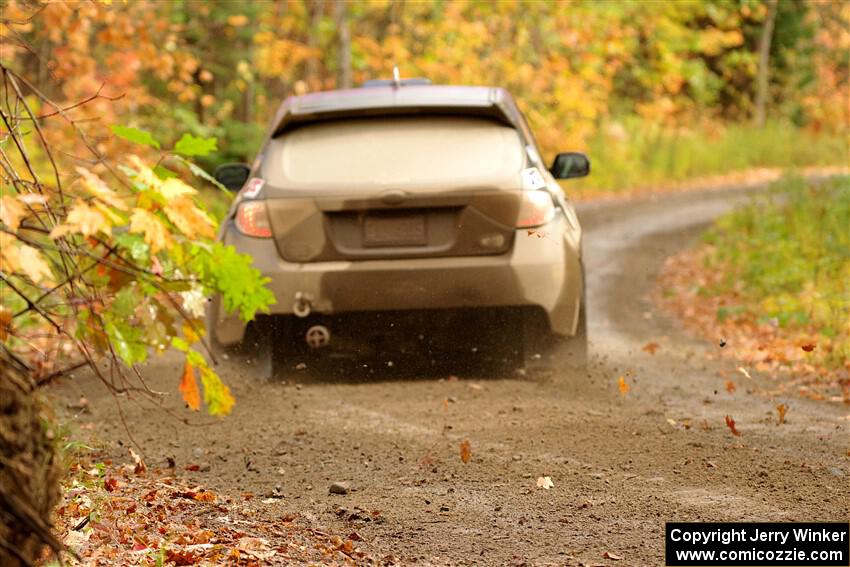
[53,450,384,566]
[656,247,849,404]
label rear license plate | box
[363,213,427,247]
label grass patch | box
[569,120,848,193]
[702,174,850,369]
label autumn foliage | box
[3,0,847,176]
[0,60,277,413]
[0,1,848,563]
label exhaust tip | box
[305,325,331,349]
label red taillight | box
[235,201,272,238]
[516,191,555,228]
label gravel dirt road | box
[53,184,849,566]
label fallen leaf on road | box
[801,343,816,352]
[642,342,660,355]
[129,448,146,475]
[603,551,623,560]
[237,536,276,561]
[459,439,472,464]
[736,366,751,379]
[618,376,629,397]
[725,380,736,393]
[165,549,200,565]
[536,476,554,489]
[193,491,216,502]
[776,403,787,425]
[725,415,741,436]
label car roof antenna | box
[392,65,401,88]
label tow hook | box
[305,325,331,349]
[293,292,312,318]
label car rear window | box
[267,116,525,187]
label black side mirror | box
[550,152,590,179]
[213,163,251,191]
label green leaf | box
[190,242,275,322]
[112,285,140,319]
[199,365,235,416]
[173,133,217,157]
[114,233,150,264]
[186,348,206,369]
[110,125,160,149]
[105,319,147,366]
[153,165,179,180]
[172,155,230,193]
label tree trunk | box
[305,0,326,91]
[333,0,352,89]
[754,0,779,127]
[0,358,63,566]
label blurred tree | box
[755,0,779,127]
[2,0,847,165]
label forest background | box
[1,1,848,564]
[4,0,849,195]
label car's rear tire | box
[207,316,280,381]
[522,297,587,377]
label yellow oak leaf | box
[163,197,215,239]
[159,178,197,200]
[50,199,112,238]
[129,208,171,253]
[127,155,162,190]
[76,167,128,211]
[0,195,26,232]
[18,244,53,284]
[17,194,49,206]
[0,232,14,265]
[93,201,124,225]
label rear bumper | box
[208,215,582,346]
